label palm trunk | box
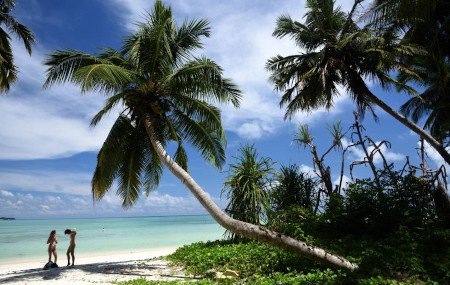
[144,120,358,271]
[367,92,450,165]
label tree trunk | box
[144,120,358,271]
[367,92,450,165]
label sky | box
[0,0,447,219]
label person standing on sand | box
[47,230,58,265]
[64,229,76,266]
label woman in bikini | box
[46,230,57,264]
[64,229,77,266]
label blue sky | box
[0,0,446,219]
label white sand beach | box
[0,247,189,284]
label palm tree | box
[399,57,450,146]
[0,0,35,93]
[366,0,450,146]
[222,145,274,240]
[43,1,358,270]
[266,0,450,164]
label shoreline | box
[0,246,178,266]
[0,247,182,285]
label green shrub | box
[167,240,321,278]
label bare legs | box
[66,245,75,266]
[48,247,57,263]
[53,250,57,264]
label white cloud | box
[0,41,118,160]
[0,169,91,195]
[0,189,14,197]
[419,141,450,168]
[299,164,316,177]
[0,189,226,219]
[40,204,50,211]
[342,138,405,165]
[333,175,352,189]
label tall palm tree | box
[43,1,358,270]
[222,144,274,240]
[266,0,450,164]
[0,0,35,93]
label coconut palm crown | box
[266,0,450,164]
[43,1,241,208]
[266,0,417,119]
[0,0,36,93]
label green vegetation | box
[0,0,35,93]
[222,144,275,239]
[120,118,449,284]
[43,0,449,284]
[164,179,449,283]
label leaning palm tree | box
[0,0,35,93]
[266,0,450,164]
[43,1,358,270]
[222,144,274,240]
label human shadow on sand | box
[0,259,191,284]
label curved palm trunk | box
[144,120,358,271]
[367,92,450,165]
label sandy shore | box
[0,247,190,284]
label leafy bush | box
[269,164,317,213]
[167,240,321,278]
[339,173,436,237]
[163,171,449,284]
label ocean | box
[0,215,224,263]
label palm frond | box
[90,92,126,127]
[92,115,133,201]
[174,143,189,171]
[116,123,147,208]
[122,1,175,74]
[170,110,226,169]
[0,9,35,54]
[168,56,241,107]
[44,50,111,88]
[170,96,223,133]
[72,63,134,93]
[142,139,164,195]
[173,18,210,61]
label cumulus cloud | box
[419,141,450,168]
[342,138,405,165]
[0,41,118,160]
[0,189,14,197]
[299,164,316,177]
[0,189,225,219]
[333,175,352,190]
[0,169,92,195]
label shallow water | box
[0,215,223,262]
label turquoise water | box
[0,215,224,263]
